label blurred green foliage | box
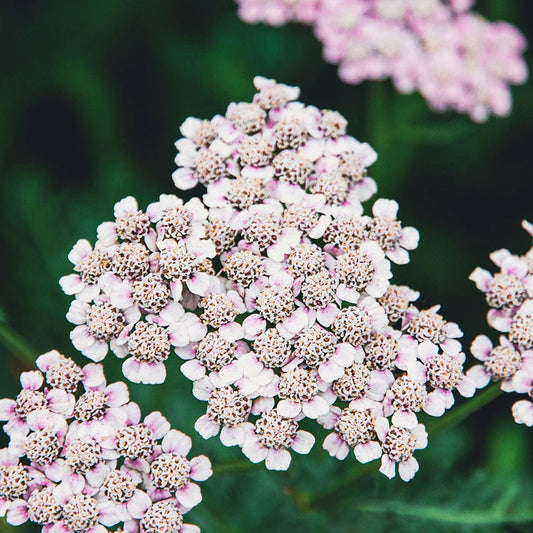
[1,1,532,531]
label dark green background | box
[1,1,532,531]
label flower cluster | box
[469,220,533,426]
[0,350,211,532]
[59,76,479,481]
[60,195,220,384]
[168,76,476,480]
[234,0,528,121]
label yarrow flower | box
[234,0,528,121]
[164,76,479,479]
[0,351,211,532]
[469,221,533,426]
[57,75,482,482]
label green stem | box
[300,461,376,511]
[212,459,257,475]
[0,321,37,365]
[306,383,502,510]
[350,500,533,525]
[426,383,502,435]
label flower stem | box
[0,319,37,366]
[426,383,502,435]
[212,459,257,475]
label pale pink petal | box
[83,363,105,388]
[98,500,119,527]
[0,399,15,420]
[336,284,360,304]
[243,314,266,339]
[423,394,447,417]
[276,399,301,419]
[192,378,214,401]
[487,309,513,332]
[282,309,309,335]
[302,396,329,419]
[144,411,170,439]
[46,389,73,415]
[469,267,492,291]
[219,322,244,343]
[265,448,291,471]
[399,227,419,250]
[186,272,213,296]
[189,455,213,481]
[316,303,339,327]
[59,274,84,295]
[172,168,198,190]
[428,388,454,412]
[372,199,398,218]
[68,239,92,264]
[6,499,28,526]
[86,463,110,487]
[379,455,396,479]
[323,433,349,460]
[162,429,192,456]
[466,365,491,389]
[251,396,275,415]
[391,410,418,429]
[83,340,109,362]
[398,457,419,482]
[181,525,200,533]
[176,482,202,508]
[19,370,42,391]
[194,415,220,439]
[181,360,206,381]
[470,335,493,361]
[512,371,533,394]
[139,363,167,390]
[242,439,268,463]
[70,326,95,351]
[456,376,476,397]
[417,341,438,362]
[105,382,129,406]
[291,430,315,454]
[386,247,410,265]
[127,489,152,519]
[512,399,533,426]
[121,358,142,383]
[318,359,344,382]
[354,441,382,463]
[502,256,528,278]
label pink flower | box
[67,294,141,363]
[0,371,72,439]
[241,409,315,470]
[0,357,211,532]
[409,340,475,416]
[193,379,253,447]
[376,417,427,482]
[319,398,383,463]
[237,2,528,121]
[59,239,111,302]
[143,430,212,511]
[468,334,530,391]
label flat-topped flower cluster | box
[235,0,528,121]
[0,351,211,532]
[469,221,533,427]
[60,77,478,481]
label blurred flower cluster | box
[469,221,533,427]
[60,76,480,481]
[0,351,211,532]
[235,0,528,121]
